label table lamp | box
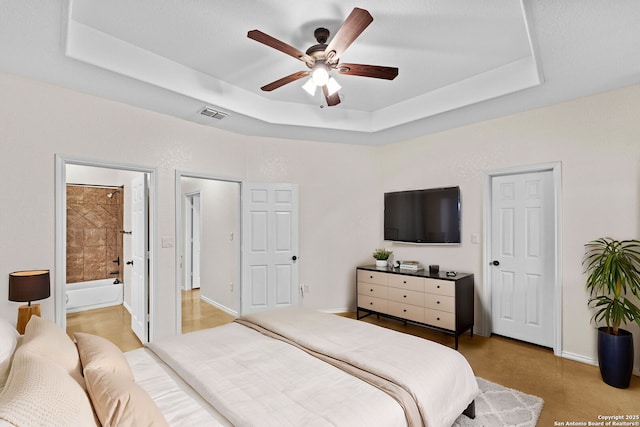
[8,270,51,334]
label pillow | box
[84,368,169,427]
[75,332,134,381]
[19,315,85,388]
[0,319,19,389]
[0,348,98,427]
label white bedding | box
[125,347,231,426]
[239,309,479,427]
[131,309,479,427]
[147,322,407,427]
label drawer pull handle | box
[370,289,374,292]
[370,302,373,305]
[403,295,407,298]
[403,280,407,283]
[437,285,440,289]
[437,301,440,304]
[403,309,407,312]
[437,317,440,321]
[370,275,373,279]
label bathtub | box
[66,278,124,313]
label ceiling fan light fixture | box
[311,65,329,86]
[302,78,317,96]
[326,77,341,96]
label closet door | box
[241,183,298,314]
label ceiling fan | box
[247,7,398,107]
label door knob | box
[126,260,134,266]
[491,260,500,266]
[292,255,297,261]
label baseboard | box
[562,351,640,377]
[199,295,238,317]
[561,351,597,367]
[122,301,131,314]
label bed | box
[0,308,479,427]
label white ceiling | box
[1,1,639,145]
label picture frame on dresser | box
[356,265,474,349]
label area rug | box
[452,377,544,427]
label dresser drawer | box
[425,278,455,297]
[424,308,455,330]
[388,274,425,292]
[357,270,388,286]
[388,287,424,306]
[388,301,424,323]
[424,293,455,313]
[357,282,388,299]
[358,295,388,313]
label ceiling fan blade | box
[322,85,341,106]
[324,8,373,61]
[338,63,398,80]
[248,30,313,64]
[261,71,310,92]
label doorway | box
[176,173,241,334]
[483,162,562,355]
[55,156,155,345]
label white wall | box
[0,70,378,341]
[377,84,640,369]
[243,138,381,309]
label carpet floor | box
[453,377,544,427]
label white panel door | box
[130,175,149,343]
[490,171,554,347]
[241,183,298,314]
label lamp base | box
[16,304,40,335]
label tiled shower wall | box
[66,185,123,284]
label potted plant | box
[373,248,393,268]
[583,237,640,388]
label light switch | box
[471,233,480,244]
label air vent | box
[200,107,229,120]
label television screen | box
[384,186,461,244]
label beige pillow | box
[0,348,98,427]
[19,315,85,388]
[84,368,169,427]
[75,332,134,381]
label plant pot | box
[597,327,634,388]
[375,260,388,267]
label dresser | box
[356,265,474,349]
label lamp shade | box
[8,270,50,303]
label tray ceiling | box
[1,1,639,145]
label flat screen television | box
[384,186,461,244]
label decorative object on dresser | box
[372,248,393,267]
[583,237,640,389]
[8,270,50,334]
[399,260,422,271]
[356,265,474,349]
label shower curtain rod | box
[66,183,123,189]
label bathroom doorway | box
[55,157,154,349]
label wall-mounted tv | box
[384,186,461,244]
